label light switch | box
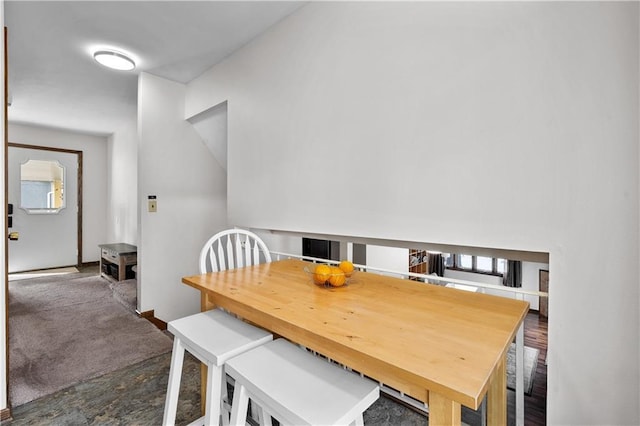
[148,200,157,212]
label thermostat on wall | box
[148,195,157,213]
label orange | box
[313,264,331,285]
[328,266,346,287]
[338,260,355,277]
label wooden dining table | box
[182,258,529,425]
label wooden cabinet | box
[409,249,427,280]
[99,243,137,282]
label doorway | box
[7,143,82,272]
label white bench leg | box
[229,384,249,426]
[221,374,230,426]
[204,363,224,426]
[163,338,186,426]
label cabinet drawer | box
[122,254,137,264]
[102,249,117,261]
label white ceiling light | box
[93,50,135,71]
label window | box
[20,159,65,213]
[476,256,493,272]
[459,254,472,269]
[446,254,505,276]
[21,180,54,209]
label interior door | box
[7,145,78,272]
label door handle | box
[8,232,19,241]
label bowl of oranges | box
[304,260,356,288]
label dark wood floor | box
[517,310,548,426]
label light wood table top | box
[183,258,529,425]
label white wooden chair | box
[226,339,380,426]
[199,229,271,273]
[163,229,273,426]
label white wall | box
[186,1,561,253]
[8,123,108,263]
[138,72,228,321]
[252,229,301,259]
[188,101,228,171]
[366,245,409,278]
[106,117,138,245]
[184,3,639,424]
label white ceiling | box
[5,1,305,136]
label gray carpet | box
[8,273,173,407]
[110,279,137,312]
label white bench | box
[226,339,380,426]
[163,309,273,426]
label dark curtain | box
[503,260,522,288]
[427,253,445,277]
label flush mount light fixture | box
[93,50,135,71]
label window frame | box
[446,254,505,277]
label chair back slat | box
[217,239,227,271]
[225,235,235,269]
[208,247,218,272]
[235,233,244,268]
[244,235,254,266]
[199,229,271,274]
[251,240,260,266]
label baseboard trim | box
[1,407,12,421]
[138,310,167,331]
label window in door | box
[20,159,65,213]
